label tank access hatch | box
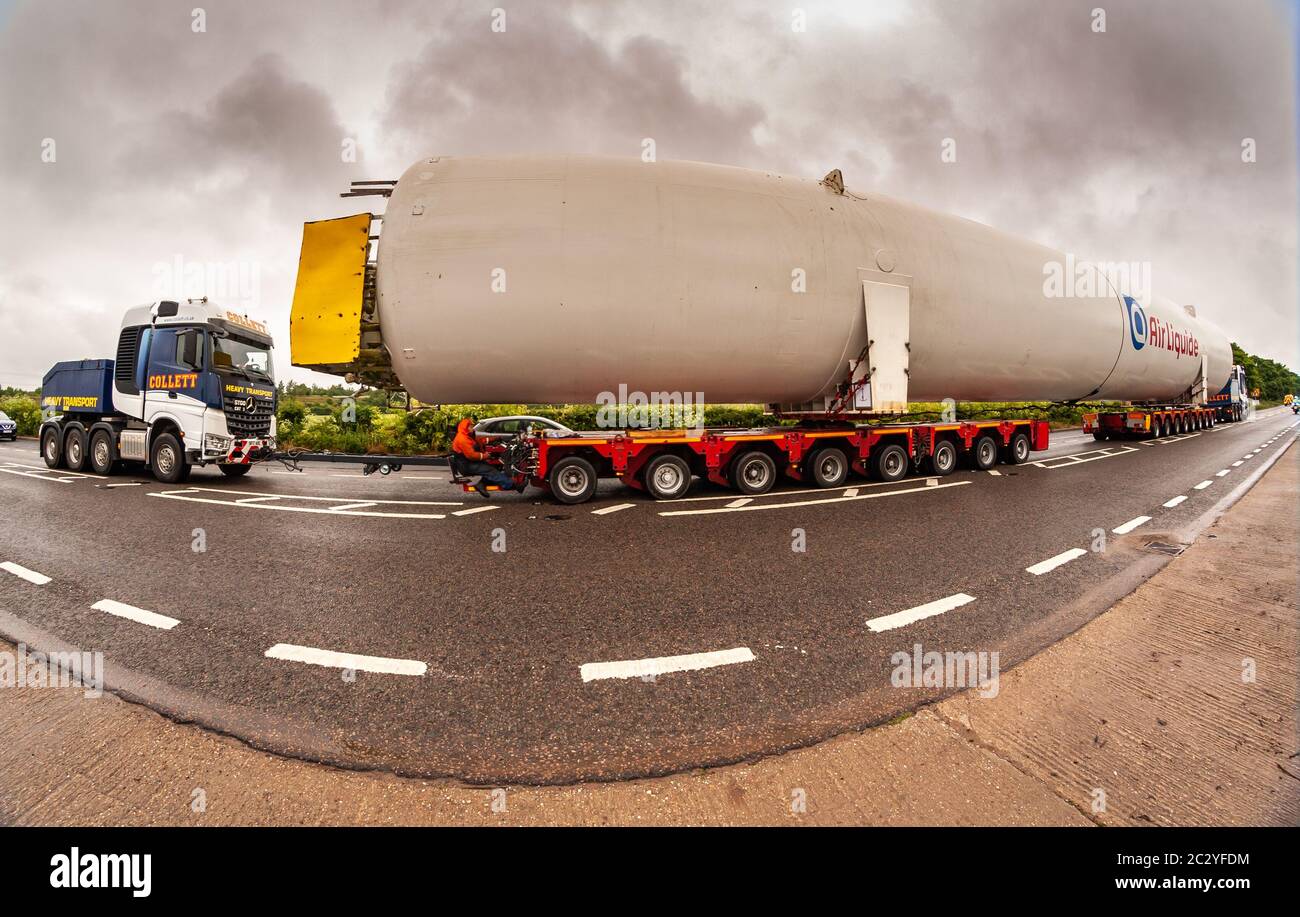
[289,211,401,388]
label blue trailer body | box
[41,360,116,416]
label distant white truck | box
[37,298,277,482]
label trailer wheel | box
[63,427,87,472]
[88,429,116,476]
[548,455,598,504]
[969,435,998,471]
[810,446,850,488]
[926,440,958,476]
[150,432,189,484]
[41,427,64,469]
[643,454,692,500]
[1002,432,1031,465]
[872,442,911,481]
[1092,431,1108,441]
[730,450,777,494]
[218,464,252,478]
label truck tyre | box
[872,442,911,481]
[730,449,777,494]
[88,429,116,476]
[63,426,87,472]
[218,464,252,478]
[150,432,189,484]
[643,454,692,500]
[969,435,998,471]
[548,455,597,504]
[1002,431,1031,465]
[41,427,64,469]
[810,446,850,488]
[926,439,958,476]
[1092,431,1108,441]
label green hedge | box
[0,396,41,436]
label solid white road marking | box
[590,502,636,515]
[1193,480,1213,490]
[1163,495,1188,508]
[1215,469,1230,477]
[329,501,377,512]
[451,505,499,516]
[172,486,460,506]
[265,643,426,676]
[1112,516,1151,535]
[0,561,51,585]
[235,495,281,504]
[580,646,755,683]
[1025,548,1088,576]
[866,593,976,633]
[104,482,142,488]
[660,480,969,516]
[725,497,753,507]
[91,599,180,630]
[0,466,73,483]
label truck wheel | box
[643,454,692,500]
[872,442,911,481]
[88,429,116,476]
[548,455,597,504]
[810,446,850,488]
[969,435,998,471]
[926,439,958,476]
[150,432,189,484]
[730,450,777,494]
[63,427,87,472]
[41,427,64,469]
[218,464,252,478]
[1002,431,1031,465]
[1092,431,1108,441]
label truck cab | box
[39,299,277,482]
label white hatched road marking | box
[1032,445,1139,469]
[236,495,281,504]
[843,487,859,497]
[866,593,976,633]
[0,561,51,585]
[104,482,142,488]
[265,643,426,676]
[1025,548,1088,576]
[330,501,377,512]
[452,505,499,516]
[661,480,969,516]
[580,646,755,683]
[1163,495,1188,508]
[590,503,636,515]
[1112,516,1151,535]
[91,599,180,630]
[725,497,753,507]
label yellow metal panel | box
[290,213,372,368]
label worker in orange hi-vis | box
[451,416,519,499]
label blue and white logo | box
[1124,296,1146,350]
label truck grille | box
[223,393,274,438]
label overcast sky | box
[0,0,1296,390]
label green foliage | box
[1232,342,1300,402]
[0,395,41,436]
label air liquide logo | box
[1124,296,1146,350]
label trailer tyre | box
[643,454,692,500]
[926,440,958,476]
[1092,431,1108,441]
[1003,432,1031,465]
[548,455,598,504]
[41,427,64,469]
[63,427,87,472]
[218,464,252,478]
[969,435,998,471]
[872,442,911,482]
[150,432,189,484]
[88,429,116,476]
[810,446,850,488]
[730,450,778,494]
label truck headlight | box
[204,433,233,454]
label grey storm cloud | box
[0,0,1295,390]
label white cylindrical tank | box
[373,155,1232,406]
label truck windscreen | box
[212,334,274,382]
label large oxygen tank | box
[326,155,1234,406]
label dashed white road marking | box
[1025,548,1088,576]
[91,599,180,630]
[330,501,377,512]
[1193,480,1213,490]
[451,505,499,516]
[866,593,975,633]
[1163,495,1188,508]
[660,480,969,516]
[1215,469,1230,477]
[1232,461,1243,467]
[725,497,753,508]
[590,502,636,515]
[265,643,426,677]
[0,561,51,585]
[1112,516,1151,535]
[580,646,755,683]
